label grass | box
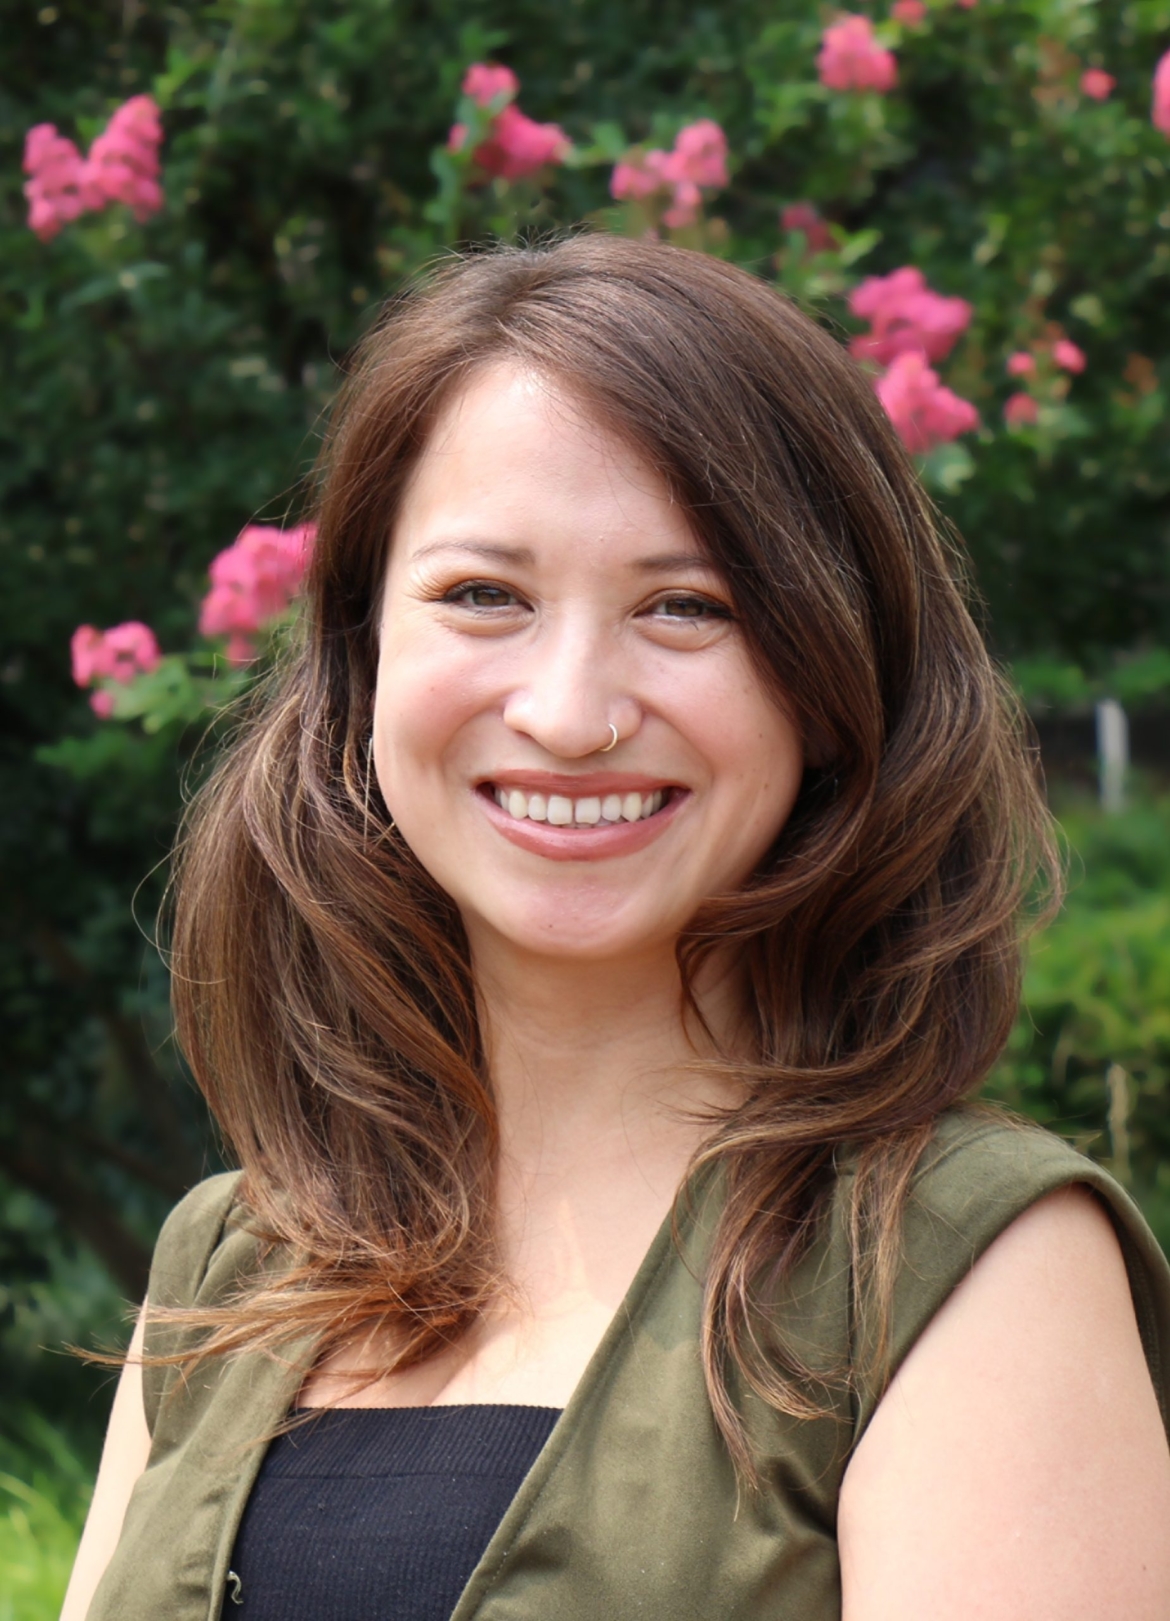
[0,1414,90,1621]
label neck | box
[470,935,748,1182]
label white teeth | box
[492,786,669,826]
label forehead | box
[388,360,704,570]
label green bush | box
[987,792,1170,1249]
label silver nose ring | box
[599,723,619,753]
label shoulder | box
[851,1107,1170,1433]
[148,1169,247,1310]
[142,1170,260,1434]
[838,1160,1170,1619]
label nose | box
[501,616,641,759]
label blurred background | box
[4,1,1170,1608]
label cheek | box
[682,660,804,791]
[699,686,806,858]
[373,631,477,785]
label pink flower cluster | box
[780,201,834,253]
[1006,336,1085,376]
[448,63,569,182]
[1154,50,1170,135]
[876,352,979,454]
[1002,335,1087,425]
[83,95,164,219]
[23,95,163,241]
[70,524,316,717]
[23,125,87,240]
[891,1,926,24]
[849,266,973,367]
[850,267,977,453]
[71,621,161,716]
[817,16,897,94]
[611,120,729,229]
[198,523,316,665]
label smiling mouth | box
[482,784,677,828]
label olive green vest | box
[88,1113,1170,1621]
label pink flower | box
[670,119,729,188]
[611,148,673,201]
[71,620,162,712]
[1004,392,1039,426]
[449,63,569,181]
[1006,351,1036,376]
[81,95,164,221]
[780,202,835,254]
[98,620,162,681]
[23,124,87,240]
[461,63,519,106]
[1080,69,1115,101]
[1052,338,1086,373]
[875,351,979,454]
[610,120,729,227]
[661,181,703,229]
[198,523,316,664]
[610,156,668,201]
[1154,50,1170,134]
[849,267,972,366]
[817,16,898,94]
[468,103,570,181]
[891,0,926,22]
[70,625,107,687]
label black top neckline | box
[290,1401,563,1414]
[224,1400,563,1619]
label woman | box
[65,235,1170,1621]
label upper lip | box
[482,770,683,795]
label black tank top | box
[221,1404,561,1620]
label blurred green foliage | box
[989,791,1170,1250]
[0,1416,93,1621]
[3,0,1170,1553]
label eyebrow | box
[412,541,535,567]
[410,540,715,573]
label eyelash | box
[438,580,735,621]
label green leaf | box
[918,441,976,493]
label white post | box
[1095,698,1128,813]
[1106,1062,1131,1185]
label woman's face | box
[373,361,804,968]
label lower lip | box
[476,788,688,862]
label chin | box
[468,890,684,967]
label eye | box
[647,593,735,622]
[442,580,524,611]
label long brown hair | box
[169,234,1059,1474]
